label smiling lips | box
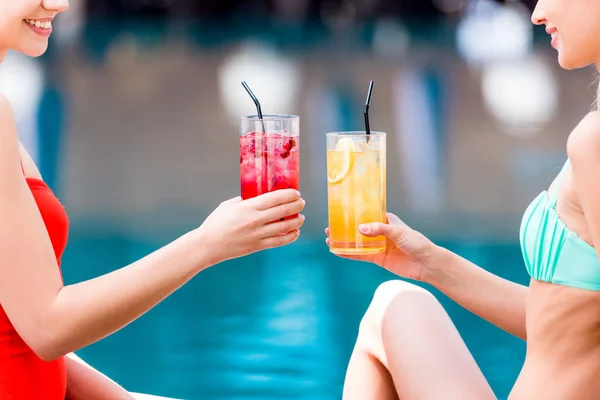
[546,26,559,49]
[24,18,53,37]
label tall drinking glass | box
[240,115,300,215]
[327,131,386,255]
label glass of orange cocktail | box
[326,131,386,255]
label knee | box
[355,280,438,364]
[358,280,437,341]
[372,280,434,308]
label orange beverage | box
[327,132,386,255]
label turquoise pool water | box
[62,228,527,399]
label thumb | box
[358,220,407,241]
[386,212,407,227]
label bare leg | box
[343,280,496,400]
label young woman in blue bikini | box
[328,0,600,398]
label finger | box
[325,227,330,236]
[261,229,300,249]
[221,196,242,205]
[244,189,301,211]
[260,215,305,238]
[358,220,406,240]
[260,198,305,223]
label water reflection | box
[63,228,526,399]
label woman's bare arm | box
[0,95,305,360]
[426,246,528,340]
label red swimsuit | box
[0,173,69,399]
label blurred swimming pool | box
[62,226,527,399]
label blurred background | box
[1,0,596,398]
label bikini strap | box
[550,159,570,206]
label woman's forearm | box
[42,229,212,360]
[65,353,133,400]
[424,246,528,340]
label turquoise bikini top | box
[520,159,600,291]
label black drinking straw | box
[364,81,374,141]
[242,81,266,133]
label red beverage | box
[240,131,300,201]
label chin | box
[18,42,49,58]
[557,58,577,70]
[557,50,593,71]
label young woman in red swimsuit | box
[0,2,306,399]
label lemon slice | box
[327,138,355,184]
